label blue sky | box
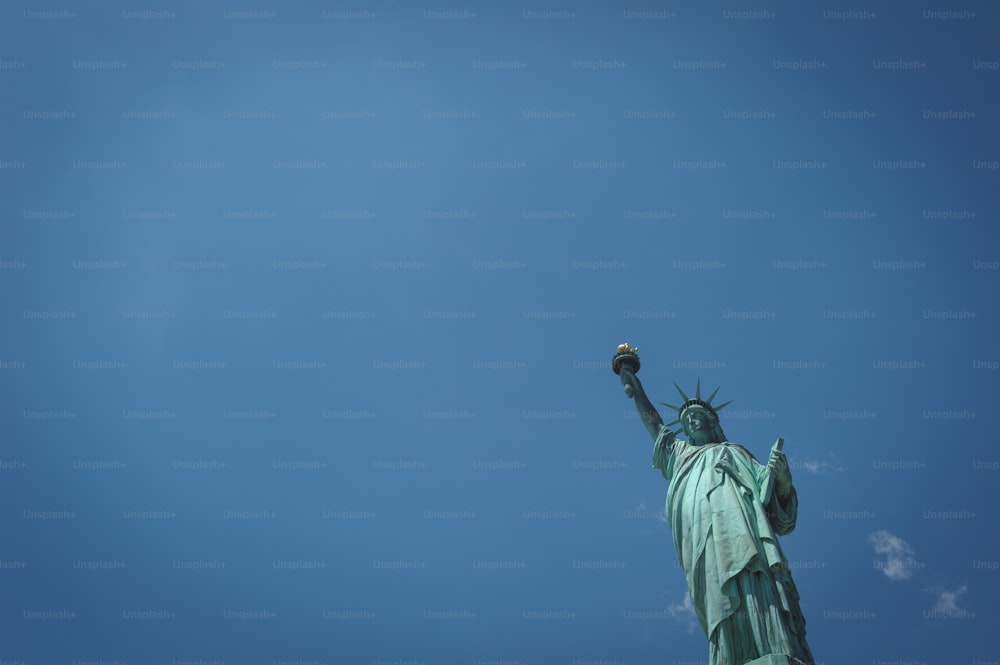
[2,2,998,664]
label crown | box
[660,378,732,432]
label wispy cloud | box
[922,585,974,619]
[932,585,967,613]
[634,499,669,524]
[796,455,843,473]
[666,592,700,634]
[868,530,918,580]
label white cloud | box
[922,585,974,619]
[868,530,918,580]
[635,499,669,524]
[796,455,843,473]
[932,585,967,612]
[666,592,699,634]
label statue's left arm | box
[760,438,798,535]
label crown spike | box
[673,382,690,402]
[696,378,702,400]
[660,402,682,412]
[713,400,733,412]
[706,386,720,405]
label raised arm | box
[619,367,664,441]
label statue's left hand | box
[619,367,639,399]
[767,439,793,497]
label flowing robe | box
[653,426,814,665]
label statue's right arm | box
[620,368,664,441]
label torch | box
[612,343,640,398]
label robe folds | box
[653,427,814,665]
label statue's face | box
[686,410,707,432]
[684,408,719,443]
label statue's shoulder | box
[725,441,760,462]
[657,426,681,445]
[654,427,683,456]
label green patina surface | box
[616,346,815,665]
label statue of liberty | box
[613,344,815,665]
